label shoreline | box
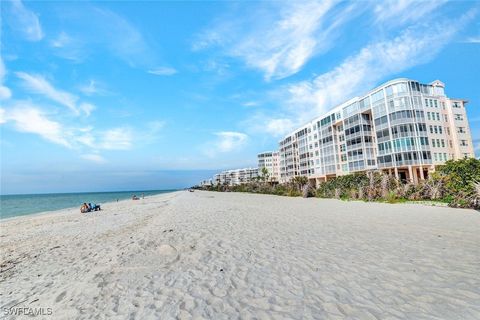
[0,190,178,222]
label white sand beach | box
[1,191,479,319]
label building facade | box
[212,168,259,186]
[278,79,475,185]
[257,151,280,182]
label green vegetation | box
[200,158,480,209]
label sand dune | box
[1,191,479,319]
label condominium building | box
[278,78,474,185]
[199,179,213,187]
[212,168,259,186]
[257,151,280,182]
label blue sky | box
[1,0,479,194]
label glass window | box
[371,90,384,104]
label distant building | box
[200,179,213,187]
[278,78,475,186]
[257,151,280,182]
[211,168,258,186]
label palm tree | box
[260,167,270,183]
[292,176,308,191]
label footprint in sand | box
[157,244,179,266]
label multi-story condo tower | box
[212,168,259,186]
[279,78,475,186]
[257,151,280,182]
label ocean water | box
[0,190,175,220]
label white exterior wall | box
[211,168,259,186]
[257,151,280,182]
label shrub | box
[201,159,480,208]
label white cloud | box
[81,154,107,163]
[1,104,70,147]
[16,72,80,114]
[241,112,295,138]
[264,118,296,137]
[99,127,133,150]
[216,131,248,152]
[271,13,477,129]
[16,72,97,116]
[202,131,248,157]
[75,128,96,148]
[242,101,259,107]
[79,103,96,117]
[194,1,358,80]
[0,109,6,124]
[49,32,86,62]
[1,99,164,158]
[464,36,480,44]
[78,80,97,95]
[374,0,447,26]
[0,57,12,100]
[94,8,149,67]
[50,31,71,48]
[148,67,178,76]
[7,0,44,41]
[46,6,156,67]
[78,79,110,96]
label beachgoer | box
[142,193,144,199]
[80,203,89,213]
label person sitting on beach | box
[80,203,89,213]
[132,194,139,200]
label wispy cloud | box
[81,154,107,163]
[216,131,248,152]
[202,131,248,157]
[0,57,12,100]
[52,6,153,67]
[1,103,71,147]
[464,36,480,43]
[50,31,71,48]
[242,101,259,107]
[98,127,133,150]
[1,102,163,155]
[6,0,44,41]
[16,72,80,114]
[49,31,85,62]
[78,80,110,96]
[16,72,98,116]
[193,1,359,80]
[148,67,178,76]
[254,11,477,134]
[242,112,295,138]
[79,103,96,117]
[374,0,447,26]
